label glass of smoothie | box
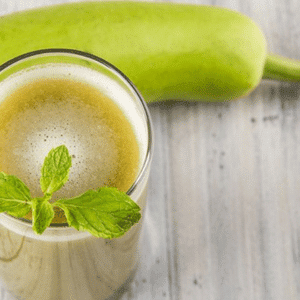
[0,49,153,300]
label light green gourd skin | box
[0,2,267,102]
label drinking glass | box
[0,49,153,300]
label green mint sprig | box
[0,145,141,238]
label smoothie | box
[0,50,152,300]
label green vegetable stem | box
[263,54,300,82]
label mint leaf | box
[40,145,72,195]
[31,197,54,235]
[0,172,32,218]
[0,145,142,238]
[54,187,141,239]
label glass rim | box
[0,48,153,228]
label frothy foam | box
[0,63,148,202]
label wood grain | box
[1,0,300,299]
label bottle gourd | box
[0,2,299,102]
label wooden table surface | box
[1,0,300,299]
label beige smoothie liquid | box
[0,61,151,299]
[0,77,140,223]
